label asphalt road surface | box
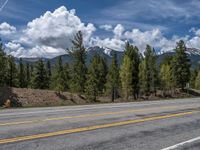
[1,98,200,150]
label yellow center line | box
[0,110,200,145]
[0,104,199,126]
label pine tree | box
[190,69,198,89]
[63,63,70,90]
[85,54,108,101]
[68,31,87,93]
[46,60,51,88]
[139,45,158,96]
[31,59,48,89]
[6,56,18,87]
[159,56,175,95]
[51,56,67,92]
[160,64,173,95]
[30,64,34,79]
[139,59,147,95]
[25,63,31,88]
[97,55,108,94]
[172,40,191,90]
[120,55,133,100]
[195,71,200,90]
[19,58,26,88]
[106,53,120,102]
[0,39,7,86]
[124,42,140,99]
[85,64,98,101]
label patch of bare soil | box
[0,87,88,107]
[0,87,200,108]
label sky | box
[0,0,200,58]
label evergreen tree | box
[195,70,200,90]
[46,60,51,88]
[190,69,198,89]
[85,54,108,101]
[19,58,26,88]
[159,56,175,95]
[6,56,18,87]
[97,55,108,94]
[51,56,67,92]
[172,40,191,90]
[120,55,133,100]
[160,64,173,95]
[68,31,87,93]
[139,59,147,95]
[139,45,158,95]
[106,53,120,102]
[124,42,140,99]
[0,39,7,86]
[30,64,34,80]
[25,63,31,88]
[31,59,48,89]
[63,63,70,90]
[85,64,98,101]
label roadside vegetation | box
[0,31,199,107]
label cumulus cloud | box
[0,22,16,36]
[4,6,96,58]
[124,28,181,53]
[91,25,181,53]
[99,24,113,31]
[187,36,200,49]
[5,41,65,58]
[190,28,200,36]
[21,7,95,48]
[113,24,124,39]
[2,6,200,58]
[89,37,125,51]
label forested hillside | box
[0,31,200,107]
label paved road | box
[1,98,200,150]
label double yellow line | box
[0,110,200,145]
[0,104,197,127]
[0,103,199,127]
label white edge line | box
[161,136,200,150]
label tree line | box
[0,31,199,102]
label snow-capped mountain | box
[16,46,200,69]
[157,48,200,68]
[87,46,119,57]
[186,48,200,56]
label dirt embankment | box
[0,87,200,108]
[0,87,90,107]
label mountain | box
[14,57,49,65]
[158,48,200,68]
[16,46,200,69]
[50,46,124,66]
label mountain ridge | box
[15,46,200,68]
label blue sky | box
[0,0,200,58]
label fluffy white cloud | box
[187,36,200,49]
[0,22,16,36]
[5,41,66,58]
[5,42,26,57]
[99,24,113,31]
[4,6,96,58]
[113,24,124,39]
[21,6,95,48]
[89,37,125,51]
[2,6,200,58]
[91,25,181,53]
[190,28,200,36]
[124,28,182,53]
